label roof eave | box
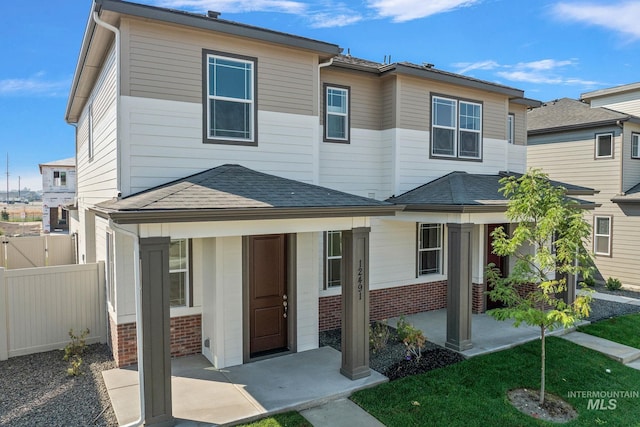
[92,205,404,224]
[510,97,542,108]
[400,204,508,213]
[528,118,628,135]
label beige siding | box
[381,76,396,129]
[320,68,382,130]
[622,122,640,192]
[509,104,528,146]
[121,17,317,116]
[590,90,640,117]
[76,43,118,204]
[396,75,509,141]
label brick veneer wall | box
[472,282,485,314]
[109,314,202,367]
[319,281,448,331]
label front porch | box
[103,309,572,426]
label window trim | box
[323,84,351,143]
[53,170,67,187]
[632,133,640,159]
[324,231,342,289]
[594,132,614,159]
[430,93,483,161]
[202,49,258,146]
[507,113,515,144]
[416,223,443,276]
[169,238,193,308]
[593,215,612,257]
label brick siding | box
[472,282,486,314]
[109,314,202,367]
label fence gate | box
[0,235,76,269]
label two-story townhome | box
[527,97,640,287]
[38,157,76,233]
[66,1,553,423]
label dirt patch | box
[0,221,42,236]
[508,388,578,423]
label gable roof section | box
[581,82,640,102]
[528,98,639,134]
[38,157,75,174]
[611,182,640,204]
[387,171,595,213]
[94,164,400,223]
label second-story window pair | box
[432,95,482,160]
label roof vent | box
[207,11,221,19]
[423,63,434,69]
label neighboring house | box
[38,157,76,233]
[66,1,552,423]
[527,97,640,286]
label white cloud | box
[0,73,69,97]
[154,0,307,14]
[367,0,481,22]
[553,1,640,40]
[308,13,362,28]
[453,60,499,74]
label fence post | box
[97,261,107,344]
[0,267,8,360]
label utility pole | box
[18,176,21,200]
[5,153,8,204]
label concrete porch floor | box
[103,309,574,426]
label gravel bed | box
[586,298,640,322]
[0,344,117,427]
[592,283,640,300]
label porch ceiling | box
[387,171,596,213]
[93,164,401,224]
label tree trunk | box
[540,325,546,405]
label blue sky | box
[2,0,639,190]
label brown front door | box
[486,224,508,310]
[249,234,288,356]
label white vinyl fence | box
[0,234,76,269]
[0,262,106,360]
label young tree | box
[486,169,594,405]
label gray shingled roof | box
[387,171,594,212]
[611,182,640,203]
[95,164,399,223]
[528,98,629,133]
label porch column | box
[446,223,474,351]
[560,273,577,305]
[340,227,371,380]
[139,237,174,427]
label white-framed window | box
[205,52,255,143]
[418,223,443,275]
[324,85,349,142]
[594,216,612,256]
[595,133,613,159]
[53,171,67,187]
[325,231,342,288]
[431,95,482,159]
[169,239,190,307]
[507,113,515,144]
[106,231,115,308]
[632,133,640,159]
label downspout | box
[92,9,122,198]
[108,220,144,427]
[316,58,334,185]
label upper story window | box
[324,85,350,143]
[53,171,67,187]
[632,133,640,159]
[417,223,443,275]
[325,231,342,288]
[595,133,613,159]
[170,239,190,307]
[507,113,515,144]
[431,95,482,160]
[204,51,256,145]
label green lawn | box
[350,337,640,426]
[235,411,311,427]
[578,313,640,349]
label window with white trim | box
[632,133,640,159]
[507,113,515,144]
[325,231,342,288]
[594,216,611,256]
[595,133,613,158]
[432,95,482,159]
[205,52,255,143]
[324,85,349,142]
[418,223,443,275]
[169,239,190,307]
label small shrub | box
[606,277,622,291]
[64,328,89,376]
[369,320,391,352]
[582,276,595,287]
[1,209,8,221]
[396,316,427,361]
